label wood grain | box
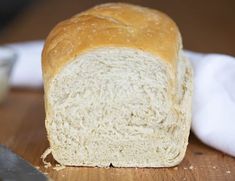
[0,89,234,181]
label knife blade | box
[0,144,48,181]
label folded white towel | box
[7,41,44,88]
[6,41,235,157]
[185,51,235,157]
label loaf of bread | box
[42,3,193,167]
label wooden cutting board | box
[0,89,234,181]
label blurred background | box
[0,0,234,55]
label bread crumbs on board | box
[189,165,194,170]
[53,164,66,171]
[41,148,52,168]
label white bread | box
[42,3,193,167]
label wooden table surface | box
[0,0,235,180]
[0,90,234,181]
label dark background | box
[0,0,235,55]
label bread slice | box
[42,3,193,167]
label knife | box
[0,144,48,181]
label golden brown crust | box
[42,3,182,87]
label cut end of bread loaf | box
[42,2,192,168]
[45,48,192,167]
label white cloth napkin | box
[7,41,44,88]
[185,51,235,157]
[5,41,235,157]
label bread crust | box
[42,2,182,88]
